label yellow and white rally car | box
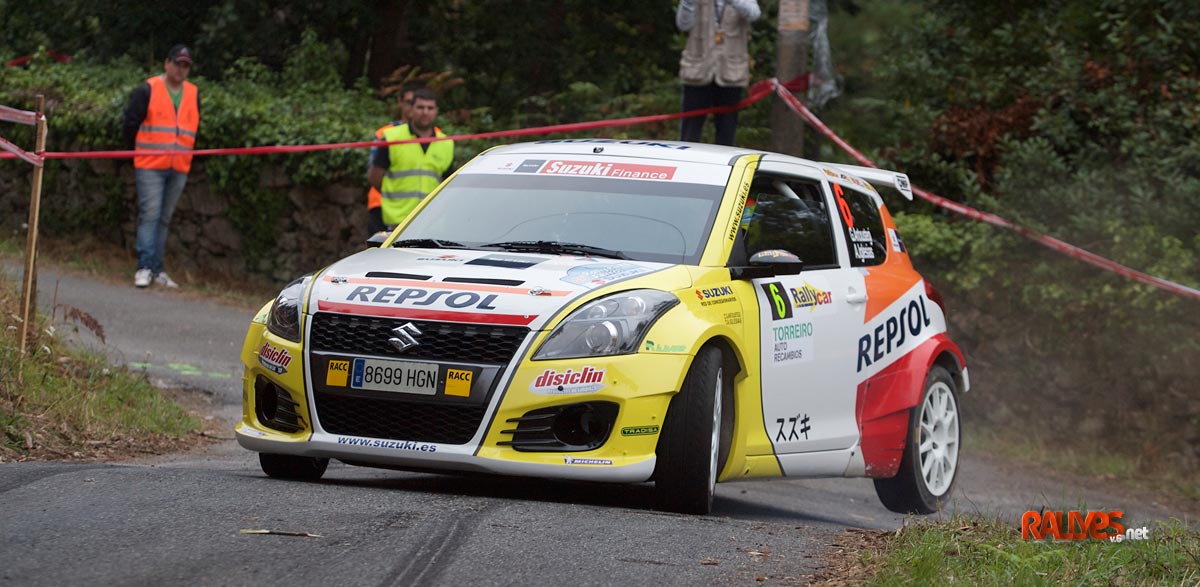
[237,139,968,515]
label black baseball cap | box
[167,44,193,65]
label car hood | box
[308,247,686,329]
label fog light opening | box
[552,404,612,448]
[254,375,279,424]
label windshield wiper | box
[391,238,465,249]
[482,240,629,260]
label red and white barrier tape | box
[771,79,1200,301]
[0,105,44,167]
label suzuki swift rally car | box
[237,139,968,515]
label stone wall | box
[1,159,372,283]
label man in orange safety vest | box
[122,44,200,289]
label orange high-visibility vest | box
[367,122,397,210]
[134,76,199,173]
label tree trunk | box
[367,0,408,85]
[771,0,808,157]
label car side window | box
[741,175,838,268]
[831,182,887,267]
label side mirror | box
[365,231,390,248]
[730,249,804,280]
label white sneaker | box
[134,268,152,288]
[154,272,179,288]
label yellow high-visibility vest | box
[379,124,453,226]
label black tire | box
[874,365,960,514]
[259,453,330,481]
[654,346,732,515]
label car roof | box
[482,140,913,199]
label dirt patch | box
[808,528,892,586]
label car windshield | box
[396,173,728,264]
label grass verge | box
[0,274,204,462]
[814,515,1199,587]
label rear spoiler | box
[831,164,913,201]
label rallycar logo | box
[258,342,293,374]
[534,160,676,180]
[530,366,606,395]
[789,282,833,311]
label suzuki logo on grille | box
[388,323,422,353]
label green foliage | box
[855,0,1200,470]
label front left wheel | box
[259,453,329,481]
[654,346,732,515]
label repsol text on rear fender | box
[856,295,931,372]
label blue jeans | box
[135,168,187,274]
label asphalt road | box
[0,260,1190,586]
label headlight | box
[533,290,679,360]
[266,277,309,342]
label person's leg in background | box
[134,168,166,287]
[367,206,386,234]
[150,170,188,287]
[679,82,715,143]
[712,84,744,146]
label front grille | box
[308,313,528,363]
[315,392,486,444]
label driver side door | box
[742,164,866,473]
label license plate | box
[350,358,438,395]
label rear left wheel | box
[654,346,731,515]
[873,365,960,514]
[259,453,329,481]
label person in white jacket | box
[676,0,761,146]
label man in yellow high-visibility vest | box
[367,87,454,229]
[365,82,423,235]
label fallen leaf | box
[700,558,720,566]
